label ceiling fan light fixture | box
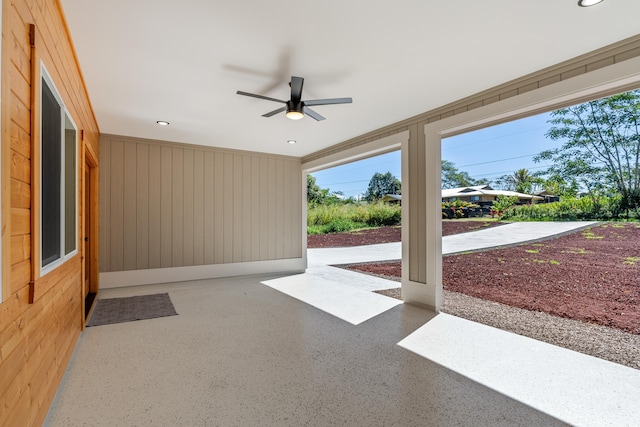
[286,110,304,120]
[578,0,604,6]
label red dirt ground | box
[307,221,505,248]
[325,222,640,336]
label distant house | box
[534,190,560,203]
[441,185,543,205]
[381,194,402,204]
[382,185,542,206]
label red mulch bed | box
[343,223,640,335]
[307,220,505,248]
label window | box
[41,67,77,273]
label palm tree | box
[510,169,532,193]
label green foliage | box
[363,172,401,202]
[490,196,517,217]
[306,174,344,205]
[542,174,579,198]
[536,90,640,211]
[495,169,541,194]
[442,200,479,219]
[623,257,639,265]
[307,202,401,234]
[582,230,603,240]
[501,195,640,221]
[441,160,480,189]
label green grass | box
[623,256,639,265]
[525,249,539,254]
[582,230,604,240]
[563,248,588,255]
[307,202,401,234]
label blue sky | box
[310,111,562,199]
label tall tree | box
[510,169,532,193]
[542,174,579,198]
[363,172,401,202]
[441,160,480,189]
[307,174,343,204]
[535,90,640,209]
[495,169,542,194]
[306,174,327,204]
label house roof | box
[381,194,402,202]
[387,187,543,201]
[59,1,640,157]
[442,186,543,200]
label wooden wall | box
[0,1,99,426]
[100,135,302,273]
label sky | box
[310,111,562,199]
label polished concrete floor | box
[45,275,568,426]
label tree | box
[510,169,532,193]
[307,174,343,205]
[541,174,579,198]
[363,172,401,202]
[535,90,640,210]
[307,174,325,204]
[441,160,480,189]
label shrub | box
[307,202,401,234]
[490,196,517,218]
[442,200,479,219]
[501,195,639,221]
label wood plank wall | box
[0,1,99,426]
[100,135,302,273]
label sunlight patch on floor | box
[398,313,640,426]
[261,274,402,325]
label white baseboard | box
[99,258,306,289]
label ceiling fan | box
[236,76,352,121]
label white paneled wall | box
[100,135,302,273]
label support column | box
[401,122,442,311]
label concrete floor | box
[45,275,567,426]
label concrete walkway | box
[306,221,598,291]
[308,221,597,267]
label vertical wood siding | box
[0,1,100,425]
[99,135,302,273]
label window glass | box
[64,114,76,255]
[41,80,62,267]
[41,68,77,272]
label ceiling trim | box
[302,33,640,164]
[100,133,302,162]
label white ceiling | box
[60,0,640,157]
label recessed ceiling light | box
[578,0,604,7]
[156,120,170,126]
[287,139,297,144]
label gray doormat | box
[87,293,178,327]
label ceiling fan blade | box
[290,76,304,104]
[303,106,325,121]
[236,91,286,104]
[262,106,286,117]
[303,97,352,106]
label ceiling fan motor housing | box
[236,76,351,121]
[287,100,303,114]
